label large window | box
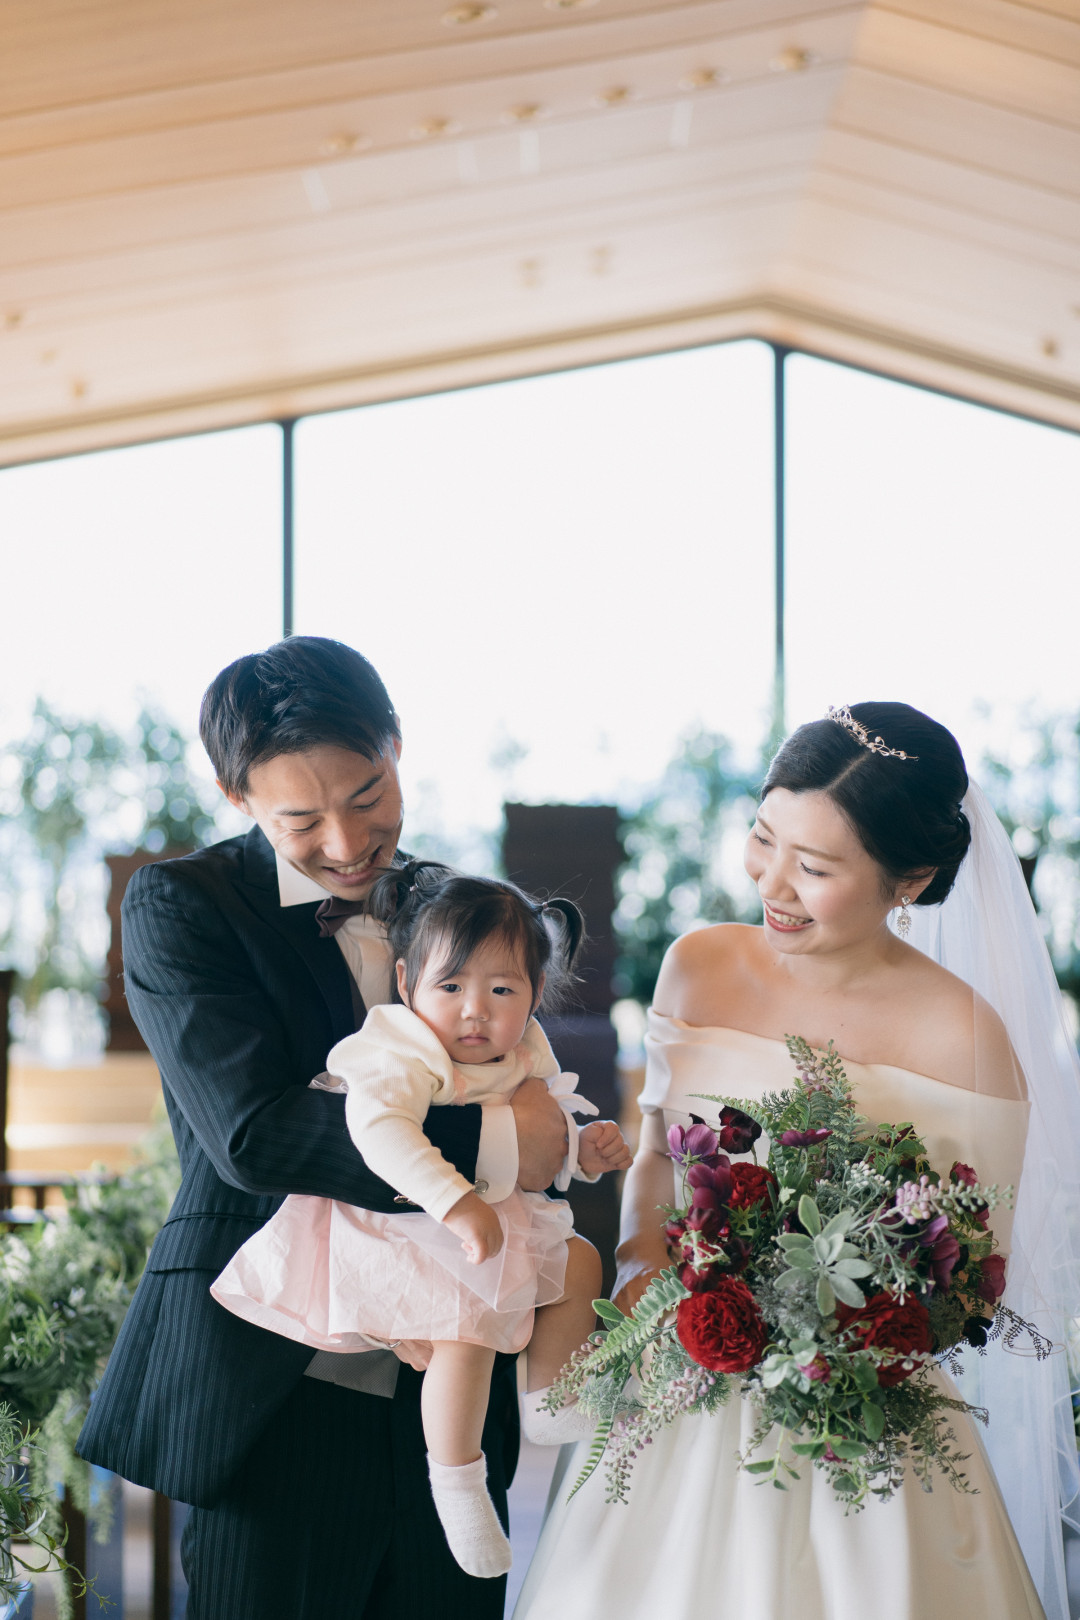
[294,342,775,847]
[784,356,1080,750]
[0,425,282,743]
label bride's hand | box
[612,1254,667,1315]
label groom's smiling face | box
[226,740,405,899]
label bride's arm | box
[612,1109,673,1312]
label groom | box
[77,636,570,1619]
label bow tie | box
[315,897,370,938]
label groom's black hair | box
[200,636,399,796]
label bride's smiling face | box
[745,787,907,954]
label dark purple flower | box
[976,1254,1007,1304]
[805,1355,831,1383]
[779,1128,833,1148]
[928,1231,961,1291]
[950,1161,977,1187]
[685,1204,727,1241]
[687,1159,733,1206]
[717,1106,762,1156]
[920,1214,949,1247]
[668,1123,721,1167]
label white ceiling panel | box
[0,0,1077,463]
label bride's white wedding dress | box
[514,1014,1044,1620]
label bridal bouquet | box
[549,1036,1048,1511]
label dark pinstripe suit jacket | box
[77,826,486,1506]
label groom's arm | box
[121,860,483,1212]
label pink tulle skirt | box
[211,1189,575,1370]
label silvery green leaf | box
[833,1258,874,1278]
[830,1274,867,1308]
[820,1210,855,1240]
[785,1249,816,1271]
[816,1274,836,1315]
[776,1269,805,1291]
[798,1195,822,1236]
[777,1233,812,1251]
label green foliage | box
[614,728,762,1004]
[0,1403,106,1611]
[979,711,1080,1003]
[0,1125,179,1612]
[0,698,221,1012]
[133,706,219,853]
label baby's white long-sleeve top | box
[324,1004,599,1222]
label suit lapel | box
[238,827,360,1042]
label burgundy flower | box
[950,1161,977,1187]
[668,1123,721,1167]
[687,1159,733,1207]
[976,1254,1007,1304]
[779,1128,833,1148]
[728,1163,777,1212]
[717,1106,762,1156]
[835,1292,932,1387]
[805,1355,831,1383]
[928,1231,961,1291]
[676,1277,768,1373]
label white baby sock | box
[520,1386,595,1446]
[427,1454,513,1580]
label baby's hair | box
[367,860,585,1014]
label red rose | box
[835,1291,932,1387]
[676,1276,768,1373]
[976,1254,1007,1304]
[728,1163,777,1212]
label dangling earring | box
[896,895,912,939]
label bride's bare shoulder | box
[902,949,1025,1100]
[653,924,763,1022]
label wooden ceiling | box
[2,0,1078,464]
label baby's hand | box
[578,1120,633,1176]
[442,1190,504,1265]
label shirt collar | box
[275,850,334,908]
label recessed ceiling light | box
[319,133,372,158]
[678,68,727,91]
[597,85,631,106]
[70,378,88,400]
[545,0,598,10]
[3,310,23,331]
[410,117,462,140]
[505,102,543,123]
[1041,337,1061,359]
[442,4,496,22]
[770,46,814,72]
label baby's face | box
[399,937,534,1065]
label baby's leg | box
[423,1341,512,1580]
[526,1235,603,1390]
[520,1236,603,1446]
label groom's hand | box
[510,1077,569,1190]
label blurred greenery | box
[613,728,764,1004]
[0,1123,180,1614]
[614,714,1080,1011]
[0,699,220,1014]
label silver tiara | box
[826,705,918,761]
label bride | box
[515,702,1080,1620]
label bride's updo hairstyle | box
[762,702,971,906]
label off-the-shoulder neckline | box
[646,1011,1027,1103]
